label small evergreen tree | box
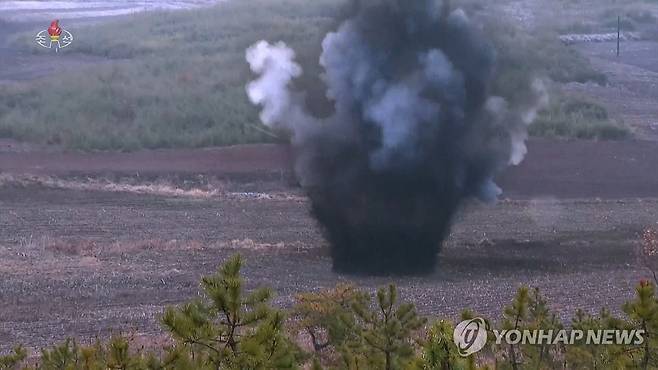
[566,308,630,369]
[0,347,26,370]
[408,319,478,370]
[622,280,658,369]
[498,287,530,370]
[161,254,299,369]
[28,336,159,370]
[38,339,81,370]
[522,288,563,369]
[292,283,365,354]
[342,284,426,370]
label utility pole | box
[617,15,621,57]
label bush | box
[161,254,301,369]
[530,95,631,140]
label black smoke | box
[246,0,545,275]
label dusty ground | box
[1,139,658,352]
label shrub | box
[0,347,26,369]
[161,254,301,369]
[0,337,162,370]
[292,283,365,354]
[407,319,478,370]
[530,95,630,140]
[336,284,426,369]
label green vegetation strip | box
[0,0,628,150]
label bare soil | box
[1,138,658,352]
[2,138,657,199]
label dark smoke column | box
[246,0,545,275]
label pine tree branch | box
[185,339,221,356]
[306,327,330,352]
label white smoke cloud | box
[245,41,302,128]
[510,78,549,166]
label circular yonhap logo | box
[453,318,487,356]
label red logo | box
[47,20,62,41]
[35,20,73,52]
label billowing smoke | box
[246,0,546,275]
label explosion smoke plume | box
[246,0,545,275]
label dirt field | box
[1,137,658,352]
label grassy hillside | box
[0,0,628,150]
[0,0,340,150]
